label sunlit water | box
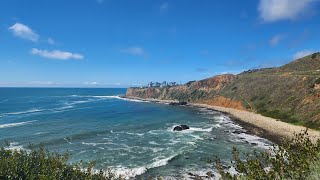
[0,88,273,179]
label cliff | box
[126,52,320,129]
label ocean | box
[0,88,272,178]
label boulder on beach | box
[173,125,190,131]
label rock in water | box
[173,126,183,131]
[180,125,189,130]
[173,125,190,131]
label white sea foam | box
[231,133,272,149]
[113,155,177,178]
[150,147,164,153]
[114,166,147,178]
[78,150,87,154]
[125,132,144,136]
[166,139,182,145]
[150,155,176,168]
[187,141,197,146]
[189,127,213,132]
[0,120,37,129]
[148,130,163,135]
[188,134,204,140]
[64,137,73,144]
[68,100,93,105]
[34,131,48,135]
[215,116,230,123]
[1,109,42,116]
[5,142,24,151]
[149,141,159,145]
[82,142,113,146]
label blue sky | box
[0,0,319,87]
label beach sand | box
[191,103,320,144]
[125,96,320,144]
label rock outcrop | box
[173,125,190,131]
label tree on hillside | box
[161,81,167,87]
[155,82,161,87]
[148,82,154,87]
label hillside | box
[126,52,320,129]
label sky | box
[0,0,320,87]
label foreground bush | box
[0,145,123,180]
[213,130,320,180]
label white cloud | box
[258,0,315,22]
[9,23,39,42]
[31,48,84,60]
[83,82,99,85]
[269,34,284,46]
[293,50,315,59]
[121,46,146,57]
[30,81,57,85]
[48,38,55,45]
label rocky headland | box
[126,53,320,143]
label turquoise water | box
[0,88,272,178]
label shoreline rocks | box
[169,101,188,106]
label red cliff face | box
[189,74,237,91]
[198,96,246,110]
[126,74,244,109]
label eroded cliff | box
[126,53,320,129]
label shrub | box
[0,145,124,180]
[311,53,319,59]
[212,130,320,180]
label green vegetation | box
[1,131,320,179]
[212,130,320,180]
[0,145,123,180]
[311,52,320,59]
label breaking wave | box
[0,120,37,129]
[113,155,177,178]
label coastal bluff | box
[127,53,320,130]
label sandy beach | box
[125,96,320,143]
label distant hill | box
[126,52,320,129]
[278,52,320,72]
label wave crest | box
[113,155,177,178]
[0,120,37,129]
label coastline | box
[125,96,320,144]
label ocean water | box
[0,88,273,179]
